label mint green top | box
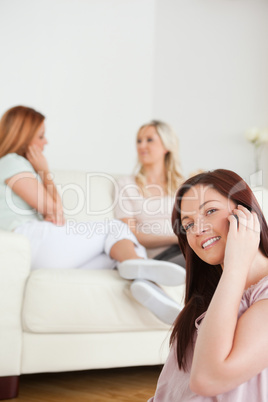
[0,153,42,231]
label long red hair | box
[170,169,268,370]
[0,105,45,158]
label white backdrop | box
[0,0,155,172]
[0,0,267,185]
[153,0,268,185]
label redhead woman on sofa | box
[149,169,268,401]
[0,106,185,324]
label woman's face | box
[136,125,167,166]
[29,121,47,151]
[180,185,236,266]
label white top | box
[0,153,42,231]
[114,175,175,258]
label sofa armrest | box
[0,231,31,376]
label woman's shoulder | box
[0,153,34,179]
[116,175,136,187]
[244,274,268,305]
[0,152,28,165]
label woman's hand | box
[44,210,65,226]
[26,145,49,174]
[121,217,179,248]
[223,205,260,271]
[25,144,65,225]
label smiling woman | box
[180,185,236,266]
[149,169,268,401]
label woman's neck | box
[245,250,268,290]
[143,163,166,185]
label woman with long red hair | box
[149,169,268,401]
[0,105,186,324]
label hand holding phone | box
[224,206,260,270]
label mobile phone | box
[229,214,238,226]
[232,213,239,226]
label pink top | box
[114,176,175,258]
[149,275,268,402]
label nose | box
[194,218,208,236]
[137,140,146,150]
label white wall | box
[153,0,268,186]
[0,0,268,186]
[0,0,155,173]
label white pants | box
[14,219,147,270]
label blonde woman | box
[0,106,185,325]
[115,120,185,262]
[115,120,186,318]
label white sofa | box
[0,170,185,400]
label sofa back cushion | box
[52,170,268,227]
[53,170,119,222]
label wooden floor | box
[4,366,162,402]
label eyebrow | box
[181,200,220,222]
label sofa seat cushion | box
[22,269,184,333]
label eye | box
[147,138,153,142]
[137,139,141,144]
[206,208,217,215]
[183,222,194,232]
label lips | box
[201,236,221,249]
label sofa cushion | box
[22,269,184,333]
[53,170,118,223]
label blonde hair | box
[135,120,183,196]
[0,105,45,158]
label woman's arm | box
[190,206,268,396]
[6,172,64,226]
[116,177,177,249]
[26,145,63,205]
[191,299,268,396]
[121,217,178,248]
[25,145,64,225]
